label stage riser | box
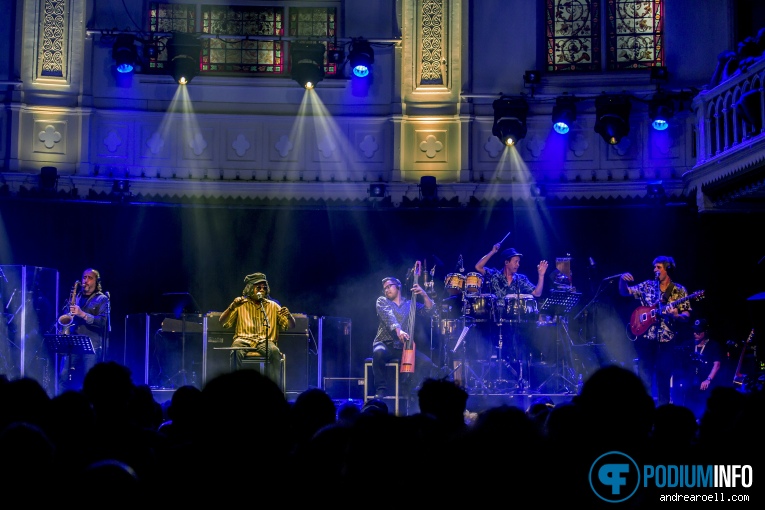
[466,393,574,413]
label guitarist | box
[372,276,439,409]
[618,256,691,407]
[682,318,723,420]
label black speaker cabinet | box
[281,315,317,400]
[205,330,234,384]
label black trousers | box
[372,342,436,396]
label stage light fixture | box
[348,39,374,78]
[39,166,58,193]
[524,70,541,85]
[112,34,137,74]
[492,97,529,146]
[327,47,344,64]
[594,94,632,145]
[144,38,160,60]
[419,176,438,201]
[649,92,675,131]
[552,96,577,135]
[647,180,665,198]
[650,66,669,83]
[168,33,201,85]
[368,182,386,199]
[291,43,326,89]
[111,179,132,202]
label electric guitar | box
[733,329,755,387]
[629,290,705,337]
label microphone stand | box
[512,277,525,391]
[573,278,616,342]
[654,273,663,323]
[104,292,111,362]
[259,297,270,363]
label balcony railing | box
[685,58,765,211]
[695,58,765,164]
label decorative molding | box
[418,0,446,86]
[37,0,69,79]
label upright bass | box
[733,329,755,388]
[401,260,421,374]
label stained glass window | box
[606,0,663,70]
[201,5,284,74]
[147,3,196,72]
[147,3,338,77]
[288,7,338,76]
[546,0,601,72]
[546,0,663,73]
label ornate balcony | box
[687,58,765,212]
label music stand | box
[44,334,94,396]
[159,292,202,387]
[537,292,581,393]
[448,319,491,394]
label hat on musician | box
[501,247,523,260]
[692,319,708,332]
[244,272,268,285]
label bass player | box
[371,274,439,413]
[618,255,691,407]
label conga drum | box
[444,273,465,293]
[464,293,496,323]
[498,294,539,323]
[465,272,483,294]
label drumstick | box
[497,231,511,245]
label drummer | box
[474,244,548,299]
[474,245,548,391]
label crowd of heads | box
[1,361,761,506]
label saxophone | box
[58,281,80,335]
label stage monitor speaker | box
[205,331,234,385]
[280,313,317,399]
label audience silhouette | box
[1,359,760,506]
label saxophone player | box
[58,268,109,393]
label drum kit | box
[438,271,543,393]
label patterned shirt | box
[628,279,690,342]
[373,295,435,349]
[484,267,536,297]
[221,298,292,345]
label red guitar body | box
[629,290,705,337]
